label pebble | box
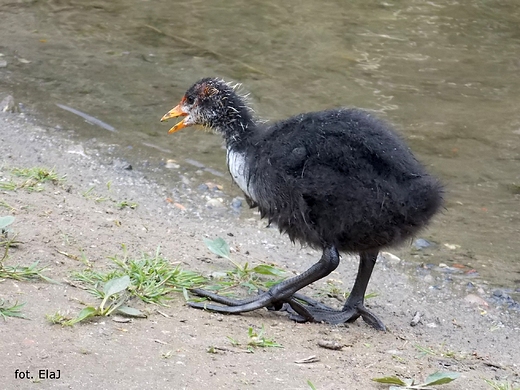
[410,311,422,327]
[490,289,520,310]
[0,60,7,68]
[413,238,432,250]
[206,198,225,209]
[464,293,489,307]
[1,95,18,113]
[231,197,242,209]
[317,340,343,350]
[381,252,401,265]
[444,243,460,250]
[165,159,180,169]
[112,159,132,170]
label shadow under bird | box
[161,78,443,331]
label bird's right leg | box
[281,250,386,330]
[187,245,340,314]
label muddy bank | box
[0,108,519,389]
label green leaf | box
[68,306,98,325]
[252,264,285,277]
[203,237,230,259]
[103,275,131,298]
[116,306,147,318]
[423,371,460,386]
[372,376,408,386]
[227,336,239,346]
[0,216,15,229]
[307,380,317,390]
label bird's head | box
[161,78,251,137]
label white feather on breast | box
[227,149,256,202]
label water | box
[1,0,519,290]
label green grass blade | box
[0,301,26,320]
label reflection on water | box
[0,0,519,288]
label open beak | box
[161,104,188,134]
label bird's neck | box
[224,120,256,152]
[219,109,257,152]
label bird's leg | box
[340,250,385,330]
[188,246,340,314]
[281,250,386,331]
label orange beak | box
[161,104,188,134]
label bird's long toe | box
[189,288,260,306]
[280,294,386,331]
[187,288,278,314]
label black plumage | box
[161,78,443,330]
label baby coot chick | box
[161,78,443,330]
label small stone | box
[413,238,432,250]
[1,95,19,113]
[0,60,7,68]
[112,159,132,170]
[180,176,191,186]
[112,316,131,323]
[444,243,460,250]
[464,293,488,307]
[381,252,401,264]
[204,181,223,191]
[410,311,422,326]
[206,198,225,209]
[317,340,343,350]
[165,159,180,169]
[231,197,242,209]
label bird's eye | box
[185,95,195,105]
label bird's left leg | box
[187,246,340,314]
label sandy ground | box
[0,108,519,390]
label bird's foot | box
[188,289,385,331]
[280,292,386,331]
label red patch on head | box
[201,85,218,97]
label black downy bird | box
[161,78,443,330]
